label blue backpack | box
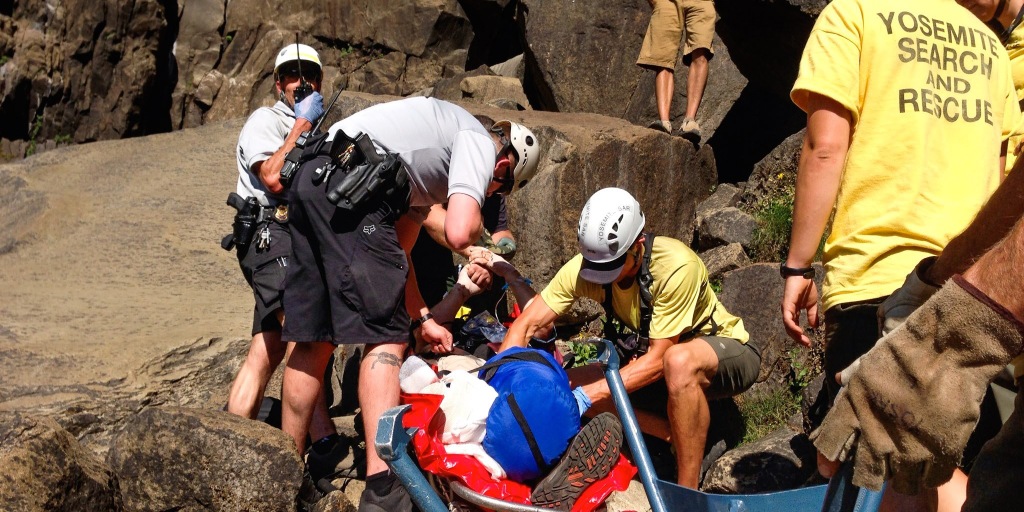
[477,347,581,482]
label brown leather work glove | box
[811,276,1024,494]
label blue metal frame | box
[376,339,884,512]
[594,338,884,512]
[375,405,449,512]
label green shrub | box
[567,339,598,367]
[737,387,801,444]
[25,115,43,157]
[748,192,794,263]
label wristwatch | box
[780,264,815,279]
[410,312,434,330]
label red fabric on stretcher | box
[401,392,637,512]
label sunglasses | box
[491,124,520,195]
[276,66,320,81]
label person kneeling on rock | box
[495,187,761,490]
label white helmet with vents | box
[577,188,646,284]
[491,120,540,194]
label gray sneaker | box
[647,119,672,134]
[678,117,701,144]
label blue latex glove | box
[294,91,324,124]
[494,237,517,257]
[572,387,592,417]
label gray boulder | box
[107,407,302,512]
[697,207,757,251]
[718,263,823,389]
[742,128,804,207]
[702,426,819,493]
[461,75,531,110]
[696,183,743,224]
[0,412,121,511]
[490,54,526,80]
[699,243,750,281]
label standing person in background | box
[225,42,341,488]
[636,0,716,143]
[781,0,1021,509]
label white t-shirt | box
[326,97,496,216]
[235,101,295,207]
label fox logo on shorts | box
[363,225,376,235]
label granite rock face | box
[0,0,175,147]
[0,412,121,511]
[107,407,303,512]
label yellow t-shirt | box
[791,0,1022,311]
[1004,21,1024,173]
[539,237,749,343]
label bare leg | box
[309,386,336,442]
[227,330,287,418]
[655,67,674,122]
[282,341,336,454]
[359,342,406,476]
[685,49,709,120]
[663,339,719,488]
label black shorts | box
[823,298,886,403]
[236,219,291,336]
[631,336,760,410]
[282,154,411,345]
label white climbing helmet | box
[577,187,646,284]
[274,43,322,78]
[492,120,540,194]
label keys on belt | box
[257,226,271,250]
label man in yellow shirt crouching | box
[495,187,761,490]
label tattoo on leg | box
[370,352,401,370]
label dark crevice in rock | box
[706,86,804,184]
[0,80,30,140]
[459,0,522,70]
[142,0,178,135]
[716,1,820,101]
[517,3,557,112]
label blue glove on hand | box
[494,237,517,257]
[572,387,592,417]
[294,91,324,124]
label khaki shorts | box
[637,0,716,69]
[630,336,760,409]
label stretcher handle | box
[596,338,669,512]
[377,405,450,512]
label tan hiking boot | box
[647,119,671,134]
[678,117,701,144]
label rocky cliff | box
[1,0,818,180]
